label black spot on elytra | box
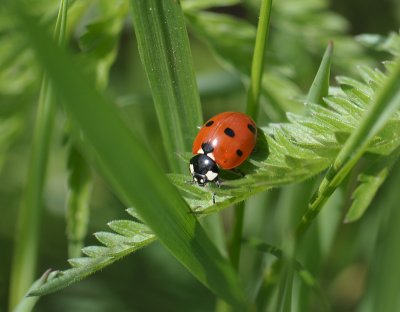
[205,120,214,127]
[248,123,256,134]
[201,142,214,154]
[224,127,235,137]
[236,149,243,157]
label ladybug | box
[189,111,257,186]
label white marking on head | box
[205,170,218,182]
[197,148,204,154]
[200,178,204,183]
[189,164,194,174]
[208,153,215,161]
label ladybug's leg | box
[211,178,222,204]
[231,168,245,177]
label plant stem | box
[229,0,273,275]
[228,201,245,271]
[246,0,273,118]
[8,1,68,310]
[9,77,54,311]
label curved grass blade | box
[65,0,127,259]
[16,9,246,307]
[130,0,203,173]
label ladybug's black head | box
[189,154,219,186]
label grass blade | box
[8,1,68,309]
[130,0,203,173]
[16,9,246,307]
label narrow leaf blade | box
[17,9,246,307]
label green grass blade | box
[130,0,203,173]
[65,0,126,259]
[8,1,68,309]
[16,9,246,307]
[306,41,333,105]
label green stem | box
[229,0,273,277]
[9,77,54,311]
[246,0,273,118]
[228,201,245,271]
[8,1,69,310]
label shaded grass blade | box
[16,9,246,307]
[8,1,68,309]
[130,0,203,173]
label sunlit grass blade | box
[306,41,333,105]
[15,8,246,307]
[8,1,68,309]
[130,0,203,173]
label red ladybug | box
[189,112,257,186]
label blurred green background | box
[1,0,400,311]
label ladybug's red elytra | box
[189,112,257,186]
